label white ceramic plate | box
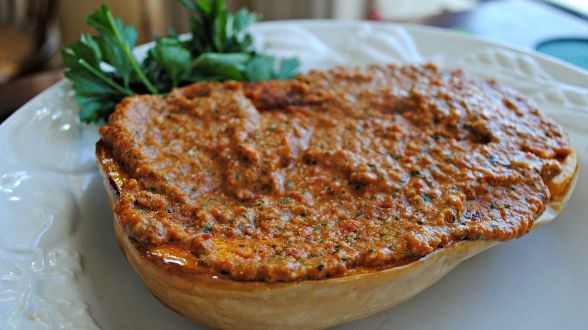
[1,21,587,329]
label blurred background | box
[0,0,587,120]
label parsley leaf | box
[245,55,274,81]
[147,37,192,88]
[61,34,132,123]
[179,0,257,54]
[192,52,250,80]
[62,0,300,124]
[276,57,301,80]
[85,5,157,93]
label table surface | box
[0,0,587,123]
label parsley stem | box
[78,60,134,96]
[104,9,159,94]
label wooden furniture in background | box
[0,0,60,83]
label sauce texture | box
[99,64,571,282]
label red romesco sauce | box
[99,64,571,282]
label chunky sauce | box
[99,64,571,282]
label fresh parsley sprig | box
[62,0,300,123]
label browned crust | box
[96,141,578,329]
